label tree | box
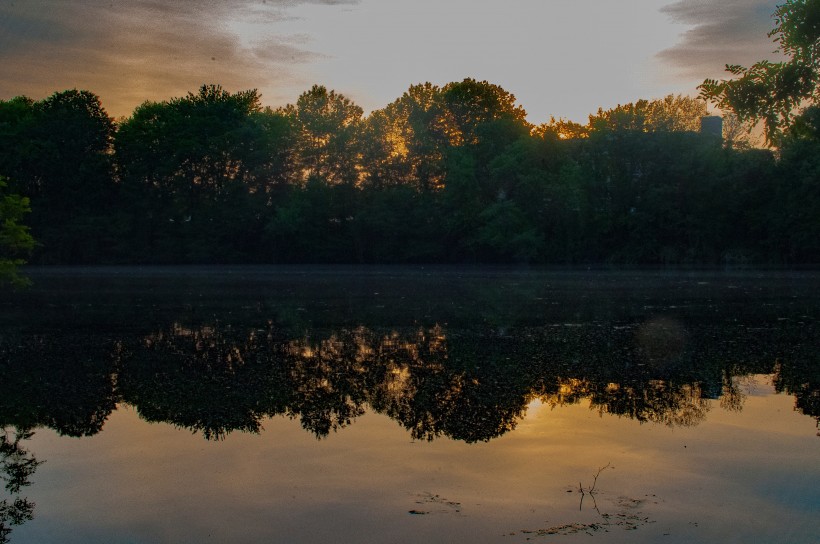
[699,0,820,144]
[361,82,446,192]
[115,84,294,262]
[439,116,536,261]
[1,428,41,543]
[475,199,543,262]
[285,85,363,186]
[0,97,36,183]
[0,90,116,263]
[117,84,284,197]
[770,105,820,261]
[588,95,708,133]
[437,78,530,146]
[536,117,589,140]
[0,177,35,287]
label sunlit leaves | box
[589,95,708,134]
[361,83,444,191]
[285,85,364,186]
[437,78,530,146]
[537,117,589,140]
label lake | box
[1,267,818,543]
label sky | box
[0,0,785,123]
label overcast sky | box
[0,0,784,122]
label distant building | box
[700,116,723,139]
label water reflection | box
[1,318,817,444]
[0,333,117,437]
[773,358,820,430]
[1,269,819,541]
[0,428,40,544]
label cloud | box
[657,0,785,79]
[0,0,357,117]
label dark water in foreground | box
[1,267,819,543]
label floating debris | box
[409,492,462,515]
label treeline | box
[1,80,819,265]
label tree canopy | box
[0,176,35,287]
[0,89,114,263]
[0,78,816,266]
[700,0,820,144]
[115,84,295,262]
[285,85,363,186]
[589,95,708,133]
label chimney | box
[700,116,723,139]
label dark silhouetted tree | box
[0,90,115,263]
[116,84,294,262]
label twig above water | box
[578,462,613,511]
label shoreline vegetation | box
[0,82,817,267]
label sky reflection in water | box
[1,267,819,543]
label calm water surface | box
[1,267,818,543]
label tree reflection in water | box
[0,428,41,544]
[0,269,817,544]
[2,316,819,445]
[130,315,820,437]
[773,358,820,436]
[1,303,819,538]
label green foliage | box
[0,80,812,265]
[770,105,820,261]
[700,0,820,144]
[589,95,708,133]
[537,117,589,140]
[438,78,530,145]
[285,85,363,186]
[477,200,543,263]
[0,177,35,287]
[363,82,447,191]
[116,84,295,262]
[265,179,358,262]
[0,90,115,263]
